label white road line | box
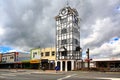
[71,75,120,80]
[1,74,16,76]
[98,77,120,80]
[0,76,6,78]
[57,74,77,80]
[12,72,31,75]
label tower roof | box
[55,6,79,20]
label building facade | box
[0,54,2,63]
[30,47,56,69]
[0,52,30,69]
[55,6,82,71]
[30,48,41,60]
[93,58,120,72]
[1,52,18,63]
[30,48,41,69]
[40,47,56,70]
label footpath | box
[0,69,65,74]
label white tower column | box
[71,60,74,70]
[55,61,57,67]
[65,61,68,71]
[60,61,63,71]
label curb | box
[31,72,65,75]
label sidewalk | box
[0,69,65,74]
[31,70,66,74]
[0,69,26,72]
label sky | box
[0,0,120,59]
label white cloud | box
[8,49,17,52]
[0,0,120,58]
[22,10,34,22]
[81,17,113,47]
[0,25,5,36]
[90,37,120,58]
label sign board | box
[30,60,40,63]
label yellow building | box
[40,47,56,70]
[30,47,56,70]
[41,47,56,61]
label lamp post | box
[80,48,83,69]
[86,48,90,70]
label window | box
[60,18,67,24]
[52,51,55,56]
[61,39,67,45]
[73,16,78,25]
[10,56,14,59]
[57,30,61,35]
[45,52,50,56]
[73,27,78,33]
[61,51,67,56]
[75,39,78,45]
[41,52,43,57]
[61,28,67,34]
[33,52,37,58]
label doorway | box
[67,61,71,71]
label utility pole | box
[86,48,90,70]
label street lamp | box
[86,48,90,70]
[79,48,83,69]
[75,47,83,70]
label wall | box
[2,52,15,63]
[0,54,2,62]
[41,47,56,61]
[18,52,30,61]
[30,48,41,60]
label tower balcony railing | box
[59,56,69,60]
[58,56,77,60]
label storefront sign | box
[30,60,39,63]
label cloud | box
[0,0,120,58]
[81,17,120,48]
[90,38,120,59]
[0,25,5,36]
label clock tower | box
[55,6,82,71]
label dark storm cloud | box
[79,0,120,47]
[0,0,59,50]
[0,0,120,58]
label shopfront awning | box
[21,60,30,63]
[30,59,40,63]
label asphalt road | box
[0,69,120,80]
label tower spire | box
[66,0,69,6]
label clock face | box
[61,8,68,15]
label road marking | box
[57,74,77,80]
[98,77,120,80]
[13,72,31,75]
[0,76,6,78]
[73,75,120,80]
[1,74,16,76]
